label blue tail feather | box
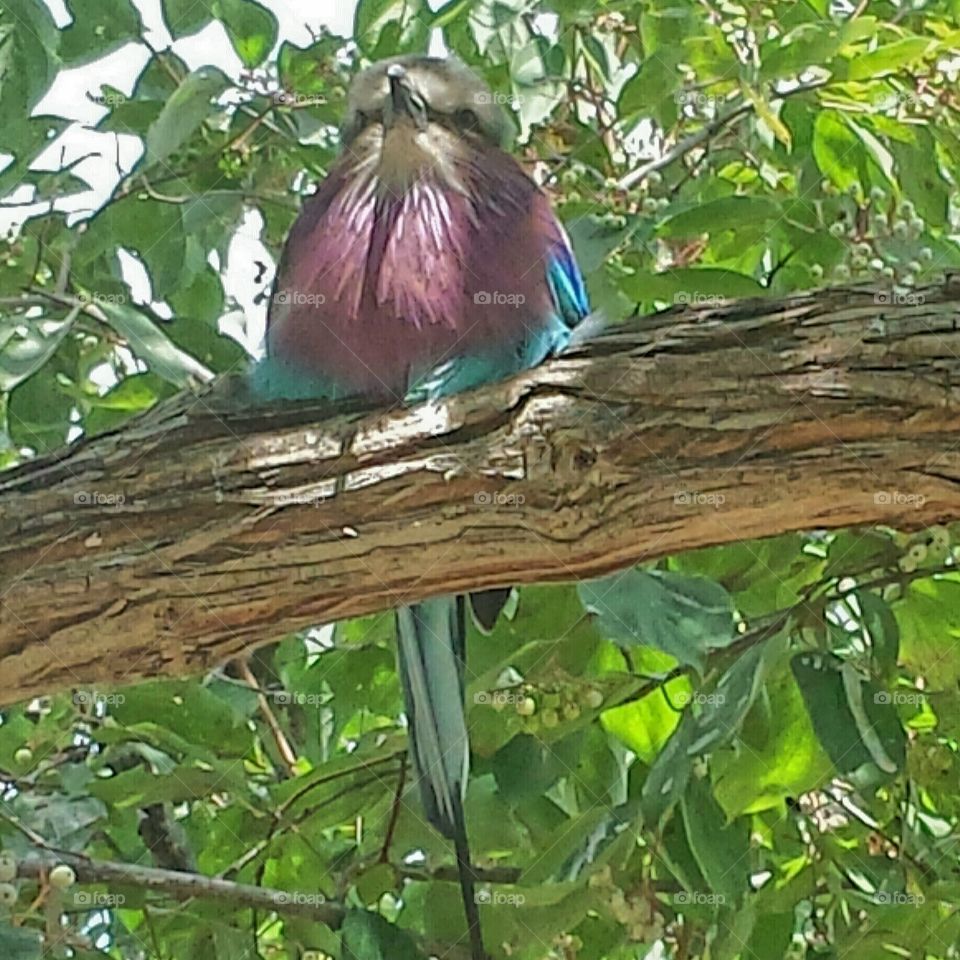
[395,597,485,959]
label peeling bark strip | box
[3,276,960,704]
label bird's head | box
[341,56,508,188]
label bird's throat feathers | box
[354,120,467,195]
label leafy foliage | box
[2,1,960,959]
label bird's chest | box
[268,168,545,400]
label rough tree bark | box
[3,277,960,704]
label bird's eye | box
[454,109,480,131]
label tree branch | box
[14,850,345,926]
[3,276,960,703]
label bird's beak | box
[386,64,419,126]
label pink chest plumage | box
[267,140,559,401]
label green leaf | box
[671,535,825,618]
[813,110,864,192]
[144,66,229,169]
[342,909,423,960]
[856,590,900,682]
[0,312,77,392]
[94,300,213,387]
[681,776,750,904]
[791,653,905,778]
[601,681,683,762]
[759,22,843,79]
[354,0,428,55]
[621,266,765,305]
[619,50,680,126]
[278,36,341,97]
[215,0,278,68]
[895,578,960,690]
[7,366,73,453]
[848,37,935,81]
[162,0,214,37]
[0,0,60,124]
[688,641,771,755]
[110,680,251,755]
[59,0,143,66]
[712,658,832,816]
[889,127,949,227]
[658,197,781,238]
[579,568,736,670]
[640,711,696,826]
[97,97,164,136]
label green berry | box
[541,709,560,729]
[49,865,76,889]
[0,883,16,907]
[585,689,605,709]
[516,697,536,717]
[0,854,15,883]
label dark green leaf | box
[59,0,142,66]
[342,909,423,960]
[579,568,735,670]
[681,776,750,903]
[144,66,229,168]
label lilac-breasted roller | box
[255,55,590,959]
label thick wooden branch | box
[4,277,960,704]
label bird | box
[254,54,590,959]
